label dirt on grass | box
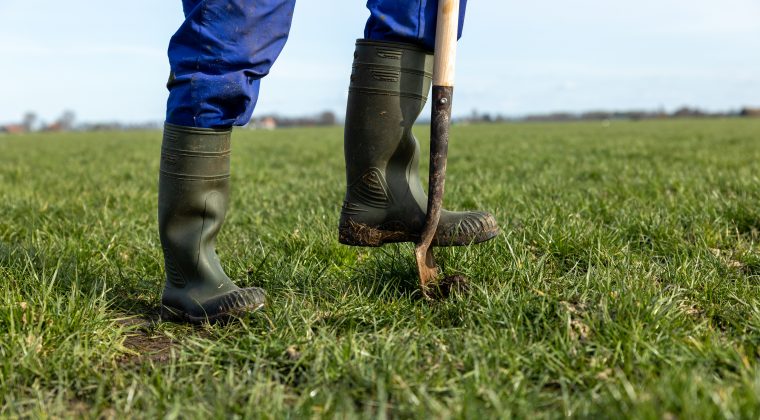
[116,317,176,365]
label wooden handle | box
[433,0,460,87]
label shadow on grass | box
[105,280,162,322]
[345,246,423,300]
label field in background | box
[1,120,760,417]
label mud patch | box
[116,317,176,365]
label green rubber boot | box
[158,123,265,323]
[339,39,499,247]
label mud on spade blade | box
[414,86,470,300]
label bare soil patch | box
[116,317,176,365]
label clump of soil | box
[426,274,470,300]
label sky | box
[1,0,759,124]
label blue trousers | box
[166,0,467,128]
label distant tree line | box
[0,110,162,134]
[457,106,760,124]
[2,107,759,134]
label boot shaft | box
[160,123,231,180]
[348,39,433,101]
[158,124,267,323]
[344,40,434,184]
[159,123,232,289]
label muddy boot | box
[158,123,265,323]
[339,39,499,247]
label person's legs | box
[159,0,295,323]
[339,1,498,247]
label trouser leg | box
[166,0,296,128]
[364,0,468,51]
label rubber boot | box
[339,40,499,247]
[158,123,265,323]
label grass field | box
[1,119,760,418]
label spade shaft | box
[415,0,460,294]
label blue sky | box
[1,0,759,124]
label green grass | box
[1,119,760,418]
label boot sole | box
[339,220,500,247]
[160,302,265,325]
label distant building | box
[740,107,760,117]
[249,116,277,130]
[260,117,277,130]
[43,122,64,132]
[0,124,27,134]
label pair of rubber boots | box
[159,40,499,323]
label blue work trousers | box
[166,0,467,128]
